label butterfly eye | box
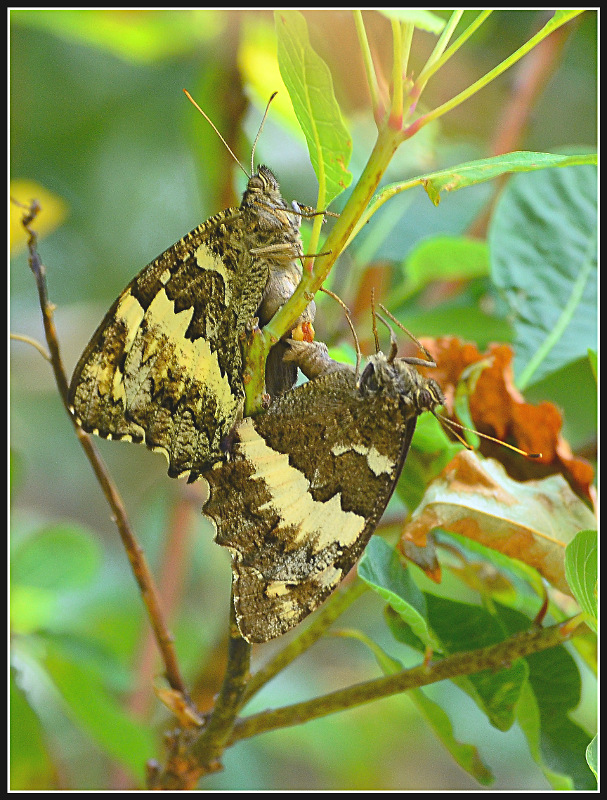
[248,175,264,191]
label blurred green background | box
[10,10,597,790]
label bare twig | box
[10,332,51,361]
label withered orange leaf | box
[400,450,597,595]
[417,337,594,505]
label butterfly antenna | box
[250,91,278,175]
[183,89,249,179]
[379,304,435,365]
[434,413,542,459]
[374,301,540,459]
[321,287,361,378]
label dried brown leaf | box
[401,450,597,595]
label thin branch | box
[10,332,51,361]
[18,199,189,700]
[191,599,251,764]
[389,19,404,125]
[230,618,582,744]
[415,10,486,90]
[404,10,583,139]
[353,11,381,122]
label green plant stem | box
[244,120,403,413]
[416,10,492,90]
[404,10,583,139]
[421,9,464,77]
[263,123,403,347]
[353,11,380,120]
[390,20,404,125]
[400,22,414,87]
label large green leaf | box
[275,10,352,206]
[11,524,101,592]
[358,536,435,648]
[489,164,597,388]
[44,643,155,779]
[408,687,493,785]
[10,670,55,789]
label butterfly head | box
[242,165,282,206]
[359,352,445,417]
[241,165,297,234]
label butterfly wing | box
[69,208,270,480]
[205,369,418,641]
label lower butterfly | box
[204,337,444,642]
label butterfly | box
[204,338,445,642]
[69,131,316,482]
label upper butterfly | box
[68,162,315,483]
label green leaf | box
[587,349,597,381]
[523,638,595,789]
[358,537,436,648]
[489,164,597,388]
[565,530,597,631]
[334,617,493,784]
[355,152,596,242]
[44,643,155,779]
[425,596,528,732]
[402,235,489,293]
[516,680,573,789]
[586,735,598,779]
[420,151,596,206]
[498,604,595,789]
[10,585,58,633]
[12,8,221,63]
[332,628,404,675]
[275,10,352,205]
[11,524,101,591]
[10,670,55,789]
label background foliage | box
[10,9,596,790]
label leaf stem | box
[416,10,491,90]
[353,11,380,121]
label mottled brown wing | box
[205,368,419,642]
[68,208,269,480]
